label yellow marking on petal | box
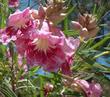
[15,19,28,29]
[33,38,51,54]
[79,36,87,43]
[79,36,84,42]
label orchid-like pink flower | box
[8,0,19,8]
[14,20,80,75]
[23,21,80,75]
[74,79,102,97]
[6,7,80,75]
[26,27,66,72]
[6,8,34,36]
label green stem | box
[93,4,97,14]
[9,42,15,92]
[64,17,68,34]
[40,76,44,97]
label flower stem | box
[40,76,44,97]
[9,42,15,92]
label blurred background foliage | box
[0,0,110,97]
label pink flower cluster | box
[3,7,80,75]
[63,77,102,97]
[74,79,102,97]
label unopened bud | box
[44,83,54,92]
[71,21,82,31]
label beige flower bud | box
[71,21,83,31]
[78,13,99,39]
[45,1,67,24]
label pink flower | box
[15,37,31,55]
[26,28,65,72]
[22,21,80,75]
[74,79,102,97]
[0,29,16,45]
[8,0,19,7]
[0,34,16,45]
[6,7,80,75]
[61,37,80,75]
[6,8,34,36]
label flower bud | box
[71,21,82,31]
[44,83,54,97]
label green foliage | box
[0,0,9,28]
[0,82,17,97]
